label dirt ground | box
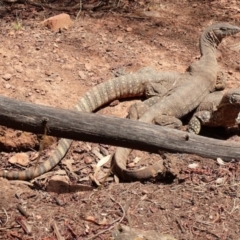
[1,0,240,239]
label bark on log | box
[0,95,239,161]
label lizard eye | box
[220,27,227,31]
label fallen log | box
[0,94,239,161]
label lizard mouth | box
[214,25,240,39]
[227,27,240,36]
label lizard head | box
[222,88,240,105]
[211,22,240,40]
[201,22,240,50]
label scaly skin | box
[126,71,226,124]
[188,88,240,134]
[112,22,240,182]
[0,68,182,180]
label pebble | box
[14,65,24,73]
[78,71,86,80]
[2,73,12,81]
[127,162,135,168]
[84,156,93,164]
[5,84,11,89]
[61,64,75,70]
[85,63,91,71]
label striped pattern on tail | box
[0,71,154,180]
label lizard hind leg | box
[128,102,149,120]
[128,97,183,129]
[127,96,163,120]
[154,115,182,129]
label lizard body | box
[112,22,240,181]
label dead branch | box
[0,95,240,162]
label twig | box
[229,198,239,214]
[52,221,64,240]
[75,0,82,20]
[0,228,7,231]
[1,208,9,226]
[9,180,34,187]
[175,217,185,233]
[17,204,30,218]
[86,196,125,240]
[115,0,120,7]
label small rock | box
[85,63,92,71]
[61,64,75,70]
[100,146,109,156]
[216,177,225,184]
[126,27,132,32]
[78,71,86,80]
[9,153,30,166]
[55,76,62,82]
[45,70,52,76]
[84,156,93,164]
[34,33,40,39]
[2,73,12,81]
[127,162,135,168]
[46,174,70,193]
[92,148,104,159]
[116,36,123,43]
[109,100,119,107]
[5,84,11,89]
[14,65,24,73]
[188,163,199,169]
[40,13,73,32]
[113,224,177,240]
[142,11,161,18]
[55,37,61,42]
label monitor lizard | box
[112,22,240,181]
[1,23,239,180]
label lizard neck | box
[200,28,220,56]
[188,29,220,76]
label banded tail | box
[0,69,165,180]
